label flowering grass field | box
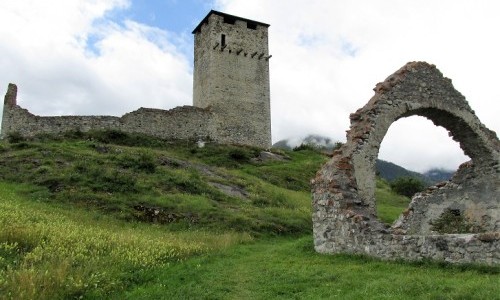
[0,182,250,299]
[1,185,498,299]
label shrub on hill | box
[390,177,425,198]
[6,132,25,143]
[292,143,318,152]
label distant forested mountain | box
[423,168,455,182]
[375,159,428,183]
[273,134,341,151]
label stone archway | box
[312,62,499,265]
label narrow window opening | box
[221,34,226,47]
[223,16,236,25]
[247,22,257,30]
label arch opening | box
[375,115,470,226]
[354,106,497,216]
[378,115,469,174]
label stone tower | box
[192,10,272,148]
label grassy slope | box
[375,178,411,224]
[0,132,498,299]
[0,138,315,236]
[0,182,251,299]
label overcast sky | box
[1,0,498,173]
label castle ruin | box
[1,10,272,149]
[3,10,498,265]
[313,62,499,265]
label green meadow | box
[0,132,498,299]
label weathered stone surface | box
[3,83,17,106]
[193,11,271,149]
[1,95,215,143]
[313,62,500,265]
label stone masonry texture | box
[193,11,271,148]
[1,10,272,149]
[312,62,499,265]
[1,95,214,142]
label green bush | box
[187,144,259,168]
[228,148,251,161]
[87,130,171,148]
[92,129,129,144]
[116,151,157,173]
[333,141,344,150]
[92,170,138,193]
[390,177,425,198]
[430,209,484,234]
[62,129,85,139]
[7,132,25,143]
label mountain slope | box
[376,159,428,182]
[423,168,455,182]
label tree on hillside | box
[390,177,426,198]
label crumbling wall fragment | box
[313,62,499,265]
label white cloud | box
[0,0,192,118]
[216,0,500,172]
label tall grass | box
[0,182,251,299]
[0,139,318,236]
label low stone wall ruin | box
[312,62,499,265]
[1,83,215,142]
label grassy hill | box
[0,131,498,299]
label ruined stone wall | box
[1,84,215,142]
[313,62,499,265]
[393,162,499,235]
[2,104,121,137]
[120,107,214,141]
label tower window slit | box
[247,22,257,30]
[223,16,236,24]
